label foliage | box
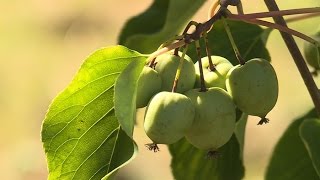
[41,46,145,179]
[265,109,319,180]
[41,1,320,180]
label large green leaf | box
[114,57,146,137]
[188,20,271,65]
[119,0,206,54]
[300,118,320,177]
[265,109,319,180]
[169,135,244,180]
[41,46,145,180]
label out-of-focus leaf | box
[300,118,320,177]
[169,135,244,180]
[265,109,319,180]
[235,113,248,159]
[119,0,206,54]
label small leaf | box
[188,20,271,65]
[300,118,320,177]
[119,0,206,53]
[41,46,145,179]
[265,109,319,180]
[114,57,146,137]
[169,135,244,180]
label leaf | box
[114,57,146,137]
[188,20,271,65]
[265,109,319,180]
[261,28,273,45]
[41,46,146,180]
[169,111,246,180]
[118,0,169,47]
[235,113,248,159]
[169,135,244,180]
[119,0,206,54]
[300,118,320,177]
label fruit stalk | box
[172,45,189,92]
[203,32,216,71]
[264,0,320,117]
[222,18,245,65]
[236,1,244,14]
[195,40,207,92]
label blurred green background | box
[0,0,319,179]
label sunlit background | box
[0,0,319,179]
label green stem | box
[203,32,216,71]
[264,0,320,117]
[172,45,189,92]
[222,18,245,65]
[195,40,207,92]
[236,1,244,14]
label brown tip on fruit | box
[257,117,270,125]
[145,143,160,152]
[206,150,220,159]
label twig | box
[228,16,319,45]
[286,13,320,23]
[146,7,226,64]
[147,40,186,66]
[228,7,320,19]
[264,0,320,117]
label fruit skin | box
[304,34,320,69]
[136,66,162,108]
[185,87,236,150]
[226,58,278,118]
[195,56,233,89]
[144,92,195,144]
[155,53,196,93]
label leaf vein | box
[70,127,120,179]
[55,107,115,178]
[47,85,114,152]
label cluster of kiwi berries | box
[136,51,278,155]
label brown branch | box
[228,17,319,45]
[264,0,320,117]
[147,40,186,66]
[228,7,320,19]
[285,13,320,23]
[146,7,226,63]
